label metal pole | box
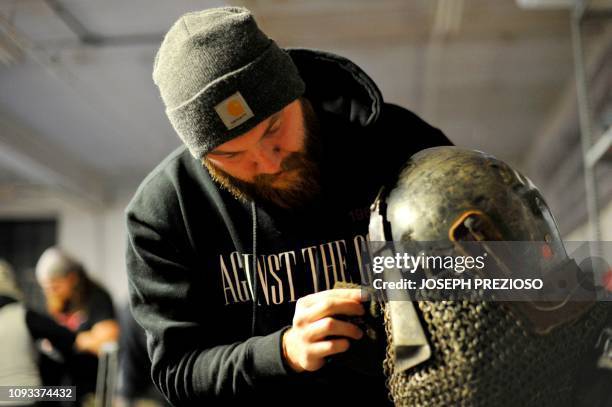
[95,342,119,407]
[571,0,601,245]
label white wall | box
[0,185,133,306]
[565,200,612,241]
[101,194,133,305]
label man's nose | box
[252,144,283,174]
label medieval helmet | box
[368,146,609,406]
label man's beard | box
[203,99,322,209]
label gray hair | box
[35,247,81,281]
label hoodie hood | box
[286,48,383,128]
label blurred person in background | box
[0,259,76,406]
[35,247,119,405]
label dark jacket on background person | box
[126,49,452,406]
[67,283,116,399]
[40,282,116,405]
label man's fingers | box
[305,317,363,342]
[298,288,364,308]
[308,338,351,360]
[298,297,365,324]
[309,298,365,321]
[324,288,365,300]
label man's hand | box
[282,288,365,373]
[75,319,120,355]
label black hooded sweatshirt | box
[126,49,452,406]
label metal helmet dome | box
[367,146,609,407]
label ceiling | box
[0,0,610,230]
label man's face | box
[203,98,321,208]
[38,273,77,307]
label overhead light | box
[516,0,612,9]
[516,0,574,8]
[432,0,464,39]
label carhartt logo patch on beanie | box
[153,7,306,159]
[214,91,254,130]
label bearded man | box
[126,6,451,406]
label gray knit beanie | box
[153,7,306,159]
